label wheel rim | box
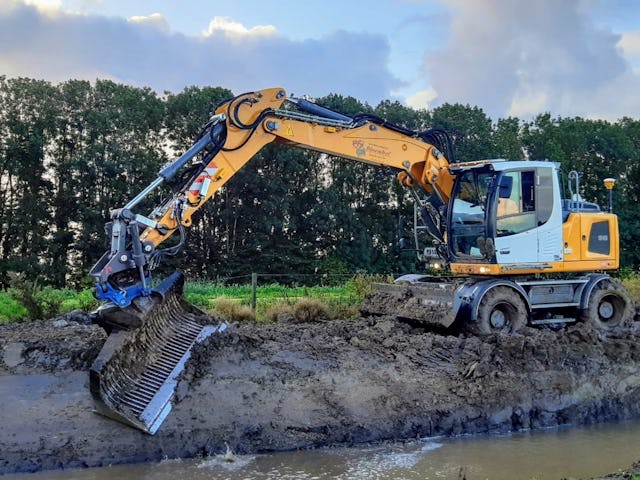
[598,300,615,320]
[490,308,507,329]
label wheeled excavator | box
[88,87,634,434]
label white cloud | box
[128,13,170,33]
[422,0,640,120]
[0,0,58,14]
[618,30,640,67]
[0,3,400,104]
[618,31,640,55]
[23,0,61,11]
[203,16,276,38]
[507,90,549,118]
[405,87,437,109]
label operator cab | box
[447,161,563,266]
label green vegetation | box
[0,276,375,324]
[1,272,639,325]
[187,278,365,322]
[622,276,640,304]
[0,294,26,323]
[0,284,100,323]
[2,77,640,324]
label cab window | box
[451,170,491,257]
[496,171,536,236]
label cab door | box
[493,168,561,265]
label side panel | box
[562,214,582,261]
[563,213,619,270]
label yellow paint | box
[562,212,619,269]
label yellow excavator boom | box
[137,87,453,249]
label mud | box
[0,311,104,375]
[588,461,640,480]
[359,282,456,329]
[2,312,640,475]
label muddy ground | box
[592,461,640,480]
[2,310,640,475]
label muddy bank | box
[586,461,640,480]
[2,314,640,475]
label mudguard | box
[455,279,531,324]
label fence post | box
[251,272,258,312]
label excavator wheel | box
[580,280,634,331]
[467,286,527,335]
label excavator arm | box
[90,87,455,309]
[87,87,457,434]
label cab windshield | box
[450,170,492,258]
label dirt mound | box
[178,317,640,450]
[2,314,640,475]
[0,312,105,375]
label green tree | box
[429,103,493,161]
[48,79,92,286]
[491,117,524,159]
[72,80,165,283]
[0,77,58,286]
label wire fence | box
[183,272,392,316]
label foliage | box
[185,280,355,303]
[60,289,100,312]
[211,297,255,322]
[2,77,640,290]
[0,278,365,324]
[8,275,44,321]
[263,297,356,323]
[622,276,640,304]
[33,287,69,319]
[292,298,330,323]
[0,292,27,322]
[263,302,295,322]
[7,274,88,321]
[346,274,395,302]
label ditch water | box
[5,419,640,480]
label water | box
[6,420,640,480]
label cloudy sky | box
[1,0,639,120]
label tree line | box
[1,76,639,289]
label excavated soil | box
[2,310,640,475]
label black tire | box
[470,286,527,335]
[580,280,634,331]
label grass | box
[0,286,101,323]
[0,275,375,324]
[181,276,384,322]
[621,276,640,304]
[184,283,355,306]
[3,270,636,325]
[0,294,27,323]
